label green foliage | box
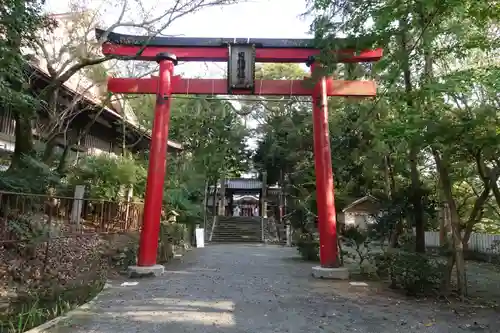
[373,250,446,295]
[341,226,374,272]
[65,154,147,200]
[295,231,320,261]
[0,155,60,193]
[109,246,138,270]
[127,94,250,183]
[0,0,54,115]
[3,280,104,333]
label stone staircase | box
[211,216,263,243]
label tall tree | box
[1,0,54,167]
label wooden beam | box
[108,76,377,97]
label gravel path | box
[48,244,499,333]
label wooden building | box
[0,63,182,166]
[341,195,380,229]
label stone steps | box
[211,216,262,243]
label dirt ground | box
[463,260,500,305]
[45,244,499,333]
[0,232,140,332]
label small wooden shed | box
[342,195,380,229]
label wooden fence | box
[0,190,144,244]
[425,231,500,254]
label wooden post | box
[124,186,133,229]
[70,185,85,230]
[286,224,292,247]
[261,172,268,218]
[278,170,284,224]
[261,172,268,242]
[229,190,234,216]
[440,202,451,247]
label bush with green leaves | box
[295,231,319,261]
[65,154,147,200]
[373,250,446,295]
[340,226,374,273]
[110,246,138,270]
[0,155,60,194]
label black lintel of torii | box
[95,28,376,49]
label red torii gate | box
[97,29,382,277]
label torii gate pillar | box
[131,53,177,276]
[310,62,339,269]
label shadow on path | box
[47,244,500,333]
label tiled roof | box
[209,178,282,191]
[224,178,262,189]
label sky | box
[44,0,314,77]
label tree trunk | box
[399,16,425,252]
[410,145,426,253]
[202,180,209,228]
[460,151,500,250]
[42,135,58,163]
[41,87,61,162]
[383,156,391,198]
[384,152,402,248]
[6,1,35,170]
[475,151,500,213]
[219,176,226,216]
[490,179,500,208]
[11,110,35,168]
[462,186,490,251]
[56,143,72,174]
[383,154,396,199]
[432,148,467,296]
[211,179,218,217]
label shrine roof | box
[224,178,262,190]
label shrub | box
[99,233,140,271]
[0,156,60,194]
[295,231,319,261]
[110,246,137,270]
[374,250,446,295]
[65,154,147,200]
[340,226,374,274]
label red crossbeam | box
[108,77,377,97]
[102,44,383,63]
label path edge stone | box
[24,281,113,333]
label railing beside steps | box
[203,215,217,243]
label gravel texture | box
[48,244,499,333]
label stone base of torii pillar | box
[128,265,165,278]
[312,266,349,280]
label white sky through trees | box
[44,0,312,77]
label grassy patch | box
[0,279,104,333]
